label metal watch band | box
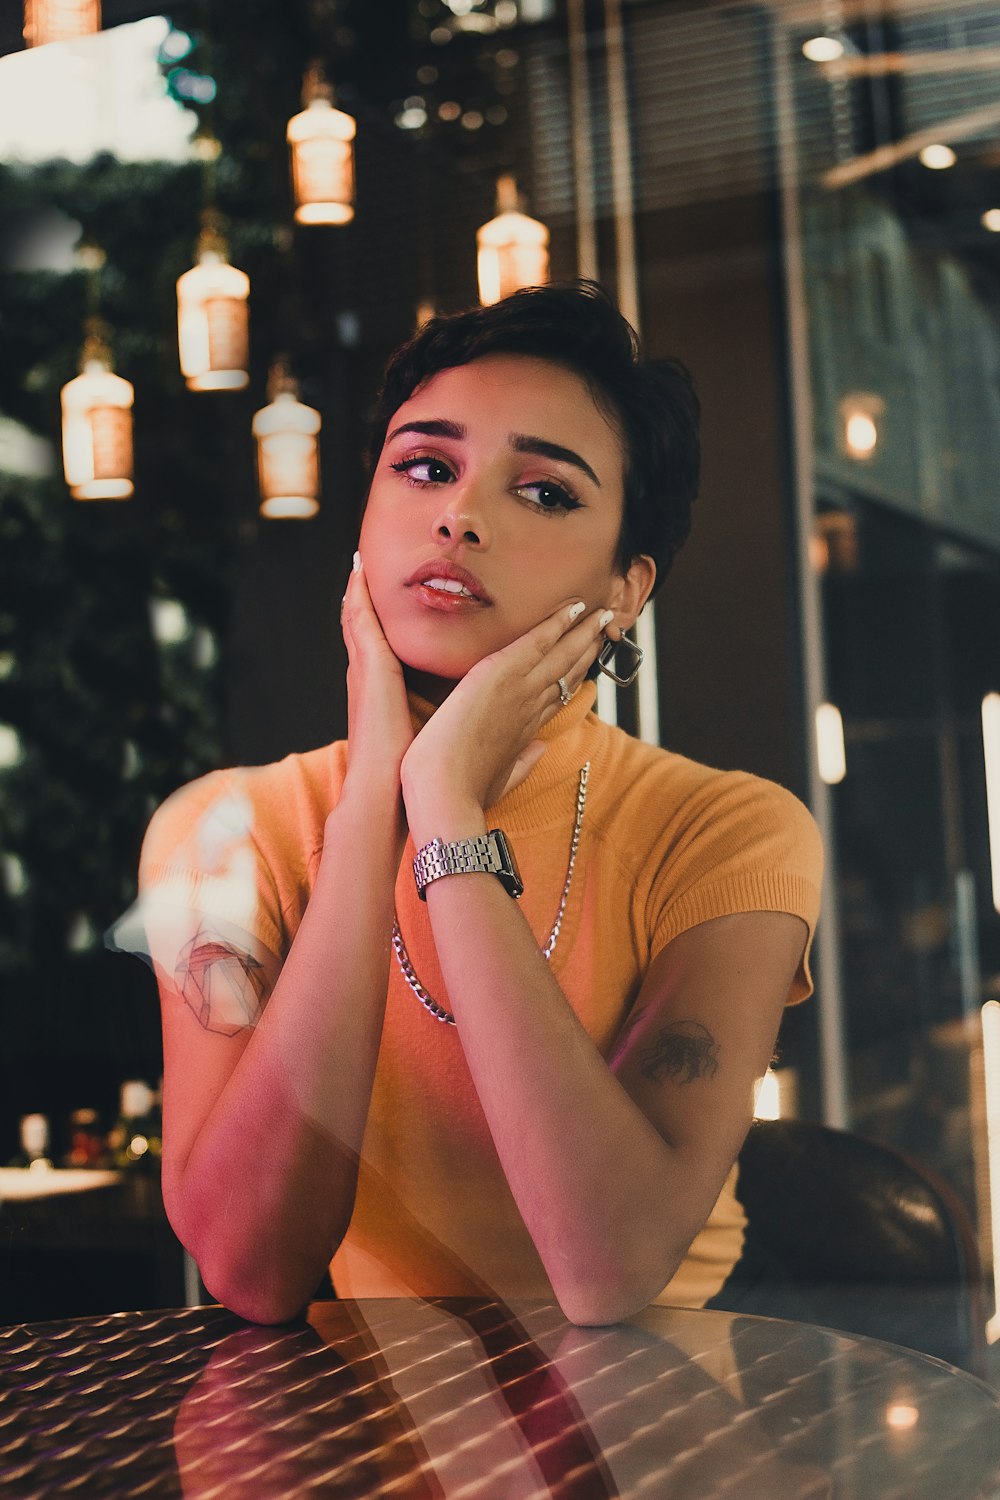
[413,830,522,900]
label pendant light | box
[287,66,357,226]
[60,323,134,501]
[176,213,250,391]
[838,392,884,462]
[253,364,321,520]
[415,299,438,331]
[23,0,100,47]
[476,175,550,306]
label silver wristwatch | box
[413,830,523,901]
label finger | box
[527,606,613,697]
[340,553,385,648]
[340,576,357,658]
[564,638,604,693]
[499,611,596,710]
[514,597,593,669]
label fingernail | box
[353,550,362,574]
[598,609,614,630]
[568,601,586,622]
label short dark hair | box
[367,280,700,594]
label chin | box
[381,621,487,683]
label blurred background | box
[0,0,998,1345]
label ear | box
[607,554,656,635]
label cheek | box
[562,545,623,606]
[357,498,378,553]
[357,502,395,593]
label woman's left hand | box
[400,600,613,836]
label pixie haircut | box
[367,280,700,594]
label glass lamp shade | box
[176,255,250,391]
[476,209,550,306]
[287,99,357,225]
[838,391,884,462]
[253,392,321,519]
[24,0,100,46]
[61,360,134,500]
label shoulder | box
[587,717,821,874]
[583,722,823,992]
[141,739,349,883]
[134,740,348,966]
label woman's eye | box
[517,480,581,514]
[391,456,452,484]
[390,456,454,484]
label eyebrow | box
[388,419,465,445]
[386,419,602,488]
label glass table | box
[1,1297,998,1497]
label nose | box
[432,489,489,548]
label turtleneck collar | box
[406,681,599,830]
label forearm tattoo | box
[176,929,268,1035]
[639,1020,720,1086]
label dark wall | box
[642,194,805,797]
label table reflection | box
[2,1299,998,1498]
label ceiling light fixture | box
[919,143,957,169]
[802,36,844,63]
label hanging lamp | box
[287,67,357,225]
[476,175,550,306]
[60,322,134,501]
[176,213,250,391]
[838,392,884,462]
[23,0,100,47]
[414,299,438,331]
[253,365,321,520]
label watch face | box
[489,830,524,899]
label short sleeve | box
[646,774,824,1003]
[105,770,286,1020]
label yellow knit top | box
[132,682,823,1309]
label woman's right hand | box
[340,551,413,789]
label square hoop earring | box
[597,635,644,687]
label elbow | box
[165,1185,336,1327]
[549,1239,682,1328]
[558,1297,630,1329]
[555,1284,651,1328]
[201,1267,311,1327]
[551,1262,676,1329]
[195,1236,319,1325]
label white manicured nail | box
[353,550,362,574]
[598,609,614,629]
[568,601,586,621]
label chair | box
[718,1118,988,1377]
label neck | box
[403,666,457,707]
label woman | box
[125,281,822,1326]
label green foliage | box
[0,154,236,1054]
[0,0,539,1093]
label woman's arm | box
[156,560,410,1325]
[412,854,804,1325]
[401,603,809,1325]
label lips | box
[406,560,492,604]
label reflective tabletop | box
[1,1298,998,1498]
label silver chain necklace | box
[391,762,591,1026]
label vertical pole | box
[568,0,619,725]
[772,22,850,1127]
[567,0,598,282]
[603,0,659,746]
[183,1249,203,1307]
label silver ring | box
[557,676,573,706]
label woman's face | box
[359,353,653,694]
